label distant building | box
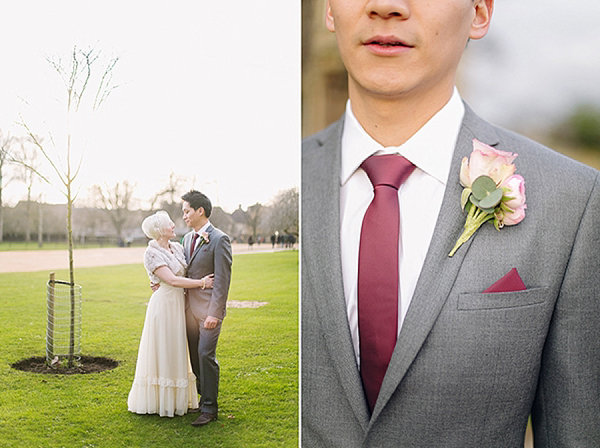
[302,0,348,138]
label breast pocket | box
[458,287,550,311]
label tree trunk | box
[47,272,56,361]
[67,193,76,367]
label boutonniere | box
[448,139,527,257]
[198,231,210,247]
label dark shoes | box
[191,412,217,426]
[188,407,201,413]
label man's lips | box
[365,36,411,47]
[363,36,413,54]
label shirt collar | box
[196,220,211,235]
[340,88,465,186]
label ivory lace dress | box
[127,240,199,417]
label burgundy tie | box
[190,233,200,258]
[358,154,415,413]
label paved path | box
[0,243,293,273]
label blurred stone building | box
[302,0,348,138]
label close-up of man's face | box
[325,0,493,101]
[182,201,204,229]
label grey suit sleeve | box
[209,234,233,319]
[532,173,600,446]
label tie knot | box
[361,154,415,190]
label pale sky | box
[1,1,300,213]
[3,1,600,213]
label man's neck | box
[193,218,209,233]
[348,82,455,147]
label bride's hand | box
[202,274,214,289]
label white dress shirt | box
[340,88,465,364]
[197,220,211,236]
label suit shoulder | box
[494,125,598,178]
[303,118,344,154]
[210,227,230,241]
[487,125,600,210]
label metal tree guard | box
[46,272,82,366]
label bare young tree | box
[149,171,189,222]
[14,136,42,242]
[150,171,188,208]
[91,180,135,242]
[269,187,299,235]
[246,202,263,239]
[19,46,119,366]
[0,131,18,243]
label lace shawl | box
[144,240,187,284]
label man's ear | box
[470,0,493,40]
[325,0,335,33]
[198,207,204,216]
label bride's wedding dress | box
[128,240,199,417]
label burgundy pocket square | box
[483,268,526,293]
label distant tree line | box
[0,186,298,247]
[552,104,600,150]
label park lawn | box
[0,250,298,447]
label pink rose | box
[502,205,526,226]
[501,175,526,209]
[460,139,517,188]
[499,174,526,225]
[450,139,527,256]
[200,231,210,245]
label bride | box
[128,211,214,417]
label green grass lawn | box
[0,251,298,447]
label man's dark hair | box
[182,190,212,218]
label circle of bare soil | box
[11,355,119,374]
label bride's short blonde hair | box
[142,211,173,240]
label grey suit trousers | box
[183,225,232,415]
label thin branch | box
[93,56,120,111]
[18,117,67,187]
[75,48,93,111]
[6,152,52,186]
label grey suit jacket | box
[301,104,600,447]
[183,225,232,320]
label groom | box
[181,190,232,427]
[302,0,600,446]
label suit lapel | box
[370,104,501,422]
[303,118,371,429]
[184,224,214,265]
[189,225,214,265]
[183,231,193,264]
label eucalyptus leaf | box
[470,196,496,214]
[478,187,503,209]
[472,175,497,200]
